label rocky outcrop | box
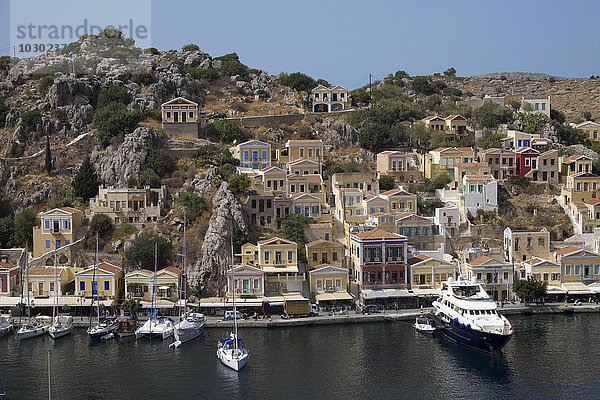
[565,144,599,160]
[190,166,219,196]
[191,182,247,295]
[314,117,358,149]
[91,127,164,186]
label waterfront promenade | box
[10,302,600,328]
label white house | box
[520,96,551,118]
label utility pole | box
[369,74,372,105]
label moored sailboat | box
[87,234,117,340]
[49,246,73,339]
[18,254,51,340]
[172,212,204,348]
[136,243,174,340]
[0,313,13,338]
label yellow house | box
[334,188,366,224]
[396,213,445,252]
[454,162,491,183]
[241,243,259,266]
[305,239,344,269]
[75,262,123,300]
[553,246,600,285]
[422,115,446,132]
[288,159,322,176]
[561,172,600,205]
[291,194,323,220]
[284,139,324,164]
[376,150,422,183]
[259,166,287,194]
[575,121,600,143]
[26,267,70,297]
[409,254,455,292]
[160,97,206,137]
[522,257,561,287]
[423,147,475,181]
[257,237,298,271]
[381,188,417,214]
[560,155,593,183]
[444,115,468,136]
[124,266,181,302]
[33,207,83,259]
[309,264,353,306]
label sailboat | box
[217,230,249,371]
[172,211,204,348]
[87,234,117,340]
[135,243,175,340]
[18,250,51,340]
[49,245,73,339]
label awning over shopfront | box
[0,296,112,308]
[411,287,440,296]
[141,299,175,309]
[561,282,592,295]
[546,285,567,295]
[586,282,600,294]
[360,288,415,300]
[315,292,353,303]
[225,298,265,307]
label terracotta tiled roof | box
[162,266,182,275]
[258,237,295,246]
[97,262,122,274]
[554,246,581,255]
[27,267,61,276]
[423,115,444,121]
[586,199,600,206]
[445,114,466,121]
[353,229,405,240]
[456,147,474,152]
[0,261,17,270]
[468,256,493,266]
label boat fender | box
[460,323,465,330]
[466,324,471,331]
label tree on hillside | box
[476,132,506,149]
[90,214,114,239]
[72,156,99,201]
[443,67,457,77]
[583,111,593,121]
[379,176,395,191]
[179,191,208,223]
[513,278,547,305]
[96,84,131,108]
[181,43,200,52]
[20,110,42,133]
[14,208,37,248]
[282,214,310,262]
[0,217,15,248]
[44,134,53,175]
[125,233,172,270]
[207,120,245,144]
[145,148,175,177]
[473,102,513,129]
[523,113,548,134]
[93,102,143,145]
[278,72,317,93]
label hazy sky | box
[2,0,600,88]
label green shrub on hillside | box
[278,72,317,93]
[20,110,42,133]
[93,103,143,145]
[97,84,131,108]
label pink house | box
[226,265,265,298]
[0,261,20,296]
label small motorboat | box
[172,312,205,347]
[0,314,13,338]
[115,318,139,338]
[414,316,437,334]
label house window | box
[538,238,544,246]
[253,279,259,289]
[45,240,51,249]
[63,220,70,229]
[56,240,61,248]
[316,280,323,291]
[80,281,85,291]
[264,252,270,261]
[575,265,581,275]
[166,112,171,118]
[65,240,70,246]
[44,220,50,229]
[104,281,110,291]
[312,252,318,262]
[332,252,338,261]
[565,265,572,275]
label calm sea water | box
[1,314,598,399]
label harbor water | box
[1,313,598,399]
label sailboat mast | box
[150,243,157,336]
[230,223,238,353]
[53,242,58,321]
[19,246,26,325]
[95,233,99,322]
[182,209,187,313]
[26,251,30,321]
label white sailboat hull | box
[18,324,50,340]
[174,324,203,344]
[135,318,174,340]
[217,347,249,371]
[88,322,117,340]
[49,325,73,339]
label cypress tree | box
[44,134,53,175]
[72,156,99,201]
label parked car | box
[223,311,243,321]
[361,305,381,315]
[309,304,320,317]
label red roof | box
[0,261,17,271]
[468,256,493,266]
[97,262,122,274]
[445,114,466,121]
[353,229,405,240]
[162,266,182,275]
[554,246,581,256]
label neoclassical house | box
[160,97,206,137]
[311,85,351,112]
